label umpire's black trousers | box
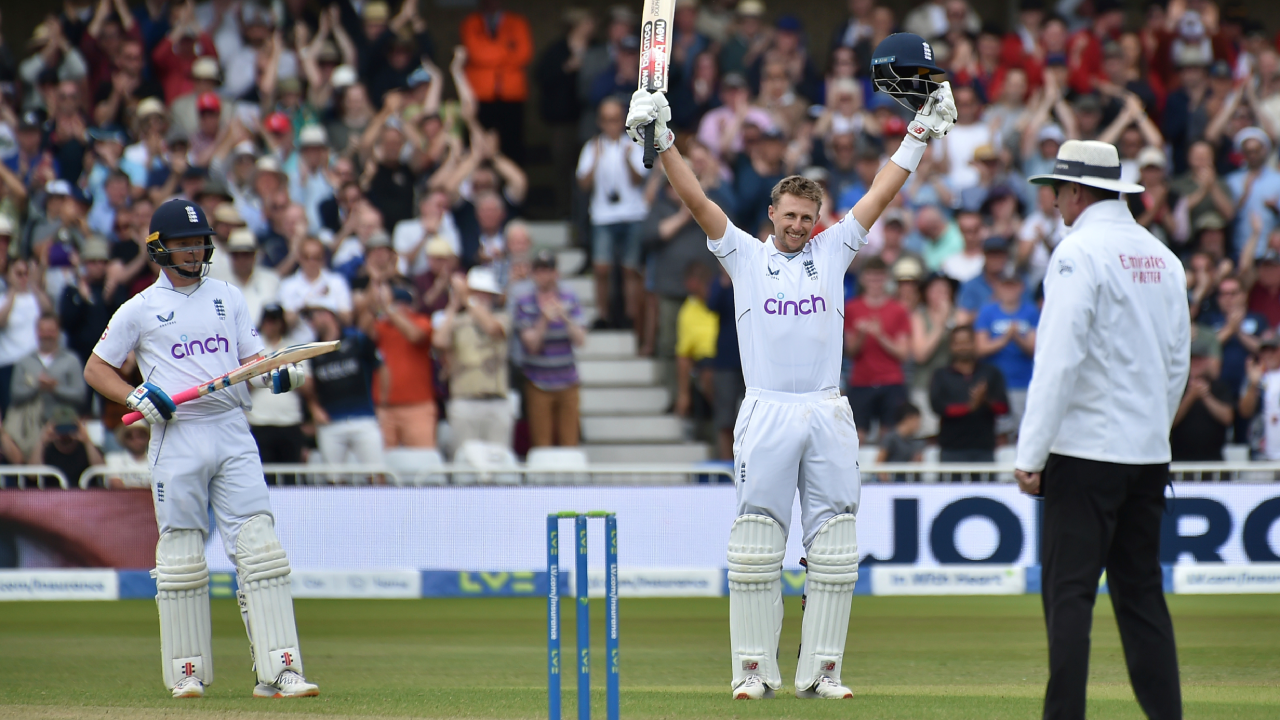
[1040,454,1182,720]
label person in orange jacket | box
[460,0,534,162]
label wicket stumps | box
[547,511,619,720]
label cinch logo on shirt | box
[171,334,231,359]
[764,293,827,316]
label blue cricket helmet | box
[147,198,217,279]
[871,33,947,113]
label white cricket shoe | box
[796,675,854,699]
[732,675,775,700]
[171,677,204,699]
[253,670,319,698]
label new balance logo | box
[821,661,837,672]
[742,660,759,671]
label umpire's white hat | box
[1029,140,1145,194]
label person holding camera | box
[29,406,103,487]
[577,97,649,330]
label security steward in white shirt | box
[1015,140,1191,720]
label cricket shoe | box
[732,675,775,700]
[253,670,319,698]
[171,677,204,699]
[796,675,854,699]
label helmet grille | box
[872,62,943,113]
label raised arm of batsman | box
[625,81,955,240]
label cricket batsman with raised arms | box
[626,33,956,700]
[84,198,319,699]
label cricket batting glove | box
[250,363,305,394]
[125,382,176,425]
[626,89,676,153]
[907,80,957,141]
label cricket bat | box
[121,340,340,425]
[638,0,675,169]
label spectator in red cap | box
[263,112,298,176]
[151,2,218,103]
[878,115,907,160]
[196,92,221,115]
[264,110,292,137]
[189,92,224,164]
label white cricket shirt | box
[93,274,266,421]
[1015,200,1191,472]
[709,215,868,394]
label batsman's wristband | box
[656,127,675,152]
[891,134,927,174]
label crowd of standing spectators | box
[0,0,1279,484]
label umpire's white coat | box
[93,274,271,558]
[1015,200,1191,472]
[710,214,868,547]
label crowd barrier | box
[0,466,70,489]
[65,461,1280,489]
[76,463,737,488]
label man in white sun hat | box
[1015,139,1189,720]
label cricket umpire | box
[1014,140,1190,720]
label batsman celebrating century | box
[84,198,319,699]
[626,34,956,700]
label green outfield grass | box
[0,594,1276,719]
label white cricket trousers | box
[316,416,385,464]
[448,398,514,448]
[732,388,862,548]
[149,409,273,559]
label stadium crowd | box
[0,0,1278,487]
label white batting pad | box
[154,529,213,689]
[235,515,304,684]
[795,514,859,691]
[727,514,786,690]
